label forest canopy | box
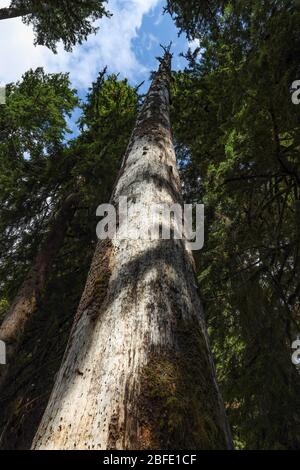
[0,0,110,51]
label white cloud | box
[0,0,162,88]
[188,38,201,52]
[154,11,164,26]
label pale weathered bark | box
[32,52,232,450]
[0,193,79,390]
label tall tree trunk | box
[0,193,79,389]
[32,52,232,450]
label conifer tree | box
[0,0,110,51]
[0,70,140,450]
[168,0,300,449]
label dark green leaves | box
[170,0,300,449]
[1,0,110,52]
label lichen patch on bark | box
[136,317,230,450]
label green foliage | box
[75,70,140,205]
[0,68,78,300]
[170,0,300,449]
[2,0,300,451]
[0,67,138,303]
[0,67,139,449]
[166,0,228,39]
[3,0,110,51]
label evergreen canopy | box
[0,0,110,51]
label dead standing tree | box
[32,49,232,450]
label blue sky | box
[132,2,188,83]
[0,0,194,86]
[0,0,198,135]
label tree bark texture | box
[0,193,79,390]
[32,53,232,450]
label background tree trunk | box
[32,52,232,450]
[0,193,79,390]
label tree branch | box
[0,6,30,21]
